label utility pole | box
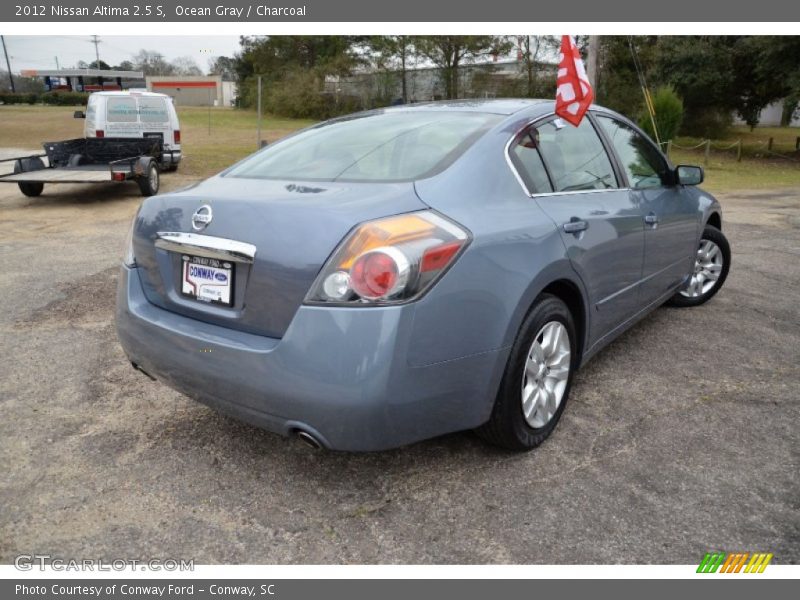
[55,56,60,69]
[586,35,600,90]
[1,35,15,92]
[90,35,101,67]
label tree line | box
[231,35,800,135]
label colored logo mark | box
[697,552,773,573]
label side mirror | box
[675,165,703,186]
[73,110,86,119]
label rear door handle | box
[562,219,588,234]
[644,213,659,226]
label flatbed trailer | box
[0,137,174,197]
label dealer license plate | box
[181,255,234,306]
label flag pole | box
[627,37,660,146]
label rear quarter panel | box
[410,114,589,368]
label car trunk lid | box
[131,176,428,338]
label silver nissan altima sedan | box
[116,99,731,452]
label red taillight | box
[350,250,400,300]
[421,241,464,273]
[95,130,104,138]
[112,172,126,181]
[305,211,470,306]
[174,130,181,143]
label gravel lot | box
[0,162,798,564]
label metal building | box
[145,75,228,107]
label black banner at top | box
[2,0,800,22]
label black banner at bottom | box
[2,579,795,600]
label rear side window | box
[225,111,502,183]
[535,118,618,192]
[596,116,669,189]
[138,97,169,123]
[511,131,553,194]
[106,97,138,123]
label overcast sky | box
[3,36,242,71]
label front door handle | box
[644,213,660,226]
[562,219,588,234]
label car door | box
[508,116,645,345]
[595,114,699,306]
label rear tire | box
[137,161,160,196]
[14,157,45,197]
[476,294,577,451]
[667,224,730,307]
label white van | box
[79,91,181,170]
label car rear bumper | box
[115,265,506,451]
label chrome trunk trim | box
[155,231,257,264]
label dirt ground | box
[0,159,798,564]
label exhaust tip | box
[131,361,156,381]
[295,430,323,450]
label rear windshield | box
[138,97,169,123]
[106,97,138,123]
[225,110,502,182]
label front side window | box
[225,110,502,183]
[534,117,618,192]
[597,116,669,189]
[106,97,138,123]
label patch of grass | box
[668,125,800,192]
[722,125,799,148]
[667,148,800,193]
[175,107,315,178]
[0,104,314,179]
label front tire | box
[476,294,577,451]
[668,224,730,307]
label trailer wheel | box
[137,161,160,196]
[14,157,45,197]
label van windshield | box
[225,110,502,182]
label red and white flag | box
[555,35,594,127]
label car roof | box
[382,98,551,116]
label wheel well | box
[706,212,722,230]
[540,279,586,361]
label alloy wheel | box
[521,321,571,429]
[681,239,724,298]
